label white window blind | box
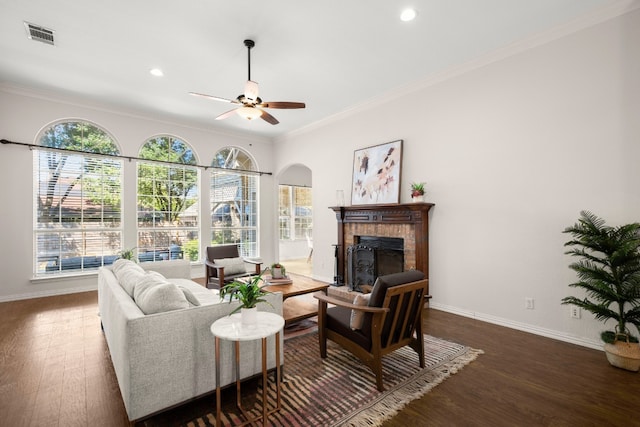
[33,121,122,275]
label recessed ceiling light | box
[149,68,164,77]
[400,8,417,22]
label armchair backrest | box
[362,270,427,348]
[205,245,240,278]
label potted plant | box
[117,247,138,263]
[410,182,425,202]
[220,269,272,325]
[562,211,640,371]
[271,262,286,279]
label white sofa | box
[97,259,283,422]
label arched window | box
[210,147,258,257]
[137,136,199,262]
[34,121,122,275]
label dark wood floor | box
[1,285,639,426]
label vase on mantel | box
[411,195,424,203]
[241,307,258,326]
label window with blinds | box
[34,121,122,275]
[137,136,200,263]
[210,147,258,258]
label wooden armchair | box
[204,244,262,289]
[314,270,428,391]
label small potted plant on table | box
[220,270,272,325]
[562,211,640,371]
[271,263,286,279]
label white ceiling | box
[0,0,621,140]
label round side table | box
[210,311,284,426]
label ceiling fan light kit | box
[190,39,305,125]
[238,106,262,120]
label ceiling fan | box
[189,39,305,125]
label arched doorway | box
[277,164,312,277]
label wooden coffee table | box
[262,274,329,325]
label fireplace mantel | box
[330,203,434,292]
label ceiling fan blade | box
[189,92,238,104]
[260,110,280,125]
[215,108,240,121]
[259,101,306,109]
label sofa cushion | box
[350,293,371,330]
[134,271,189,314]
[214,257,247,276]
[112,259,146,297]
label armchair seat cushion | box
[327,305,371,351]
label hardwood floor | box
[1,286,639,426]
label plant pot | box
[241,307,258,326]
[272,267,283,279]
[411,195,424,203]
[604,338,640,372]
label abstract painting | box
[351,139,402,205]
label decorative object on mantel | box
[351,139,402,205]
[410,182,425,202]
[219,269,273,325]
[562,211,640,371]
[270,262,286,279]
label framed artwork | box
[351,139,403,205]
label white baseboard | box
[0,284,98,303]
[430,302,603,352]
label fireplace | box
[347,236,404,291]
[331,203,434,294]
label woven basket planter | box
[603,334,640,372]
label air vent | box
[24,22,55,46]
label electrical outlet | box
[525,298,535,310]
[570,306,581,319]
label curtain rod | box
[1,138,272,176]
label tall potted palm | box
[562,211,640,371]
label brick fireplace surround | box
[330,203,435,294]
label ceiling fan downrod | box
[244,39,255,81]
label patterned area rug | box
[185,332,482,427]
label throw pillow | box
[179,286,201,306]
[134,271,189,314]
[215,257,247,276]
[350,293,371,330]
[112,259,145,297]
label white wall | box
[0,88,278,301]
[273,9,640,349]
